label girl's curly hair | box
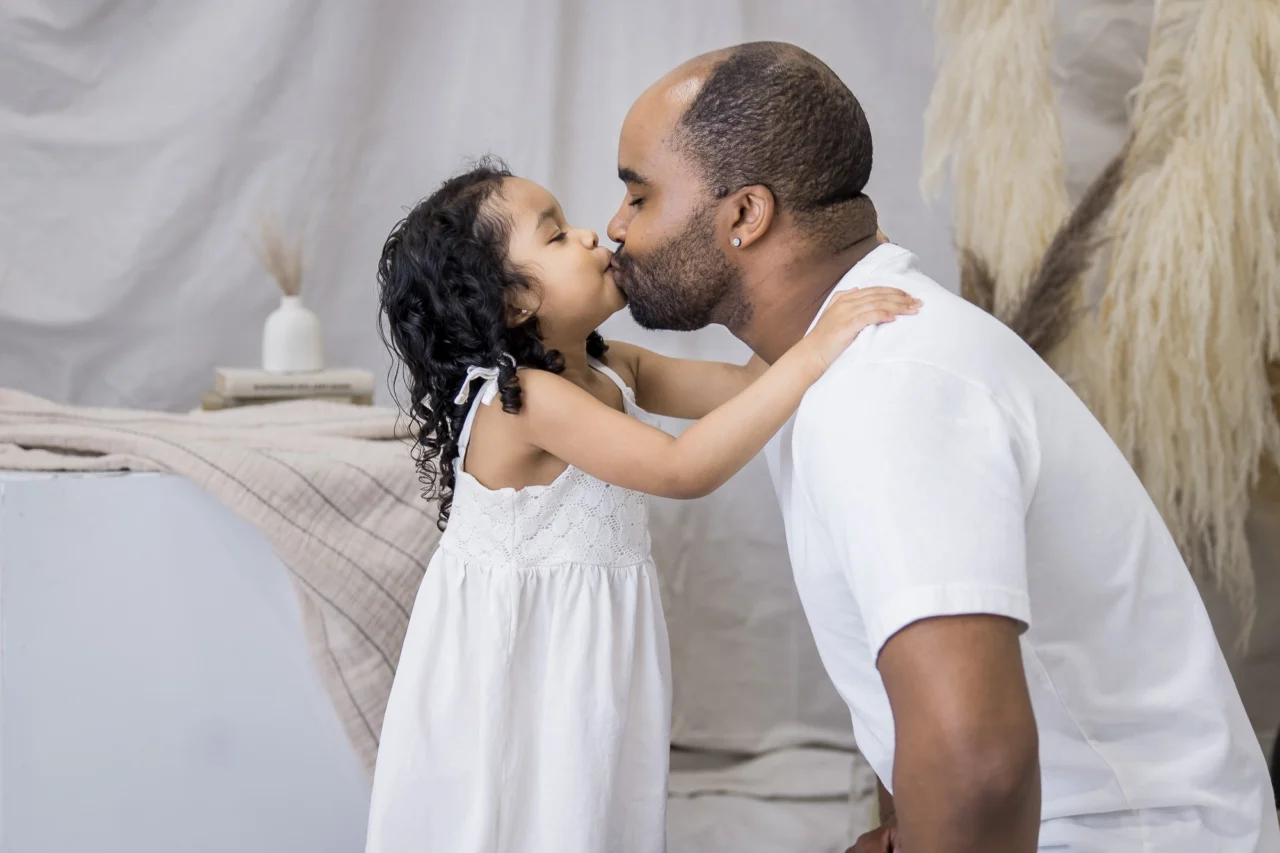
[378,158,606,528]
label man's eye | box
[629,197,644,208]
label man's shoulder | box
[799,354,1025,447]
[795,358,943,448]
[808,354,984,406]
[811,294,1037,413]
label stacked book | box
[203,368,376,410]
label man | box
[607,42,1279,852]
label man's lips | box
[606,257,627,292]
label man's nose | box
[607,208,627,246]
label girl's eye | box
[550,231,566,243]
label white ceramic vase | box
[262,295,324,373]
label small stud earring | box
[731,237,742,247]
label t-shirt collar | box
[804,242,908,336]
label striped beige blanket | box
[0,388,440,773]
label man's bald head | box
[639,49,727,109]
[622,43,873,241]
[608,42,876,333]
[619,51,724,153]
[676,42,873,241]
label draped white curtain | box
[0,0,958,753]
[0,0,960,410]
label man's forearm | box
[877,614,1042,851]
[892,744,1040,852]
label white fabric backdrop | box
[14,0,1270,764]
[0,0,966,753]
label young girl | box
[366,160,918,853]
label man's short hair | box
[674,42,874,246]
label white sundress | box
[366,359,672,853]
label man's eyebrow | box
[618,167,649,186]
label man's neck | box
[736,231,887,364]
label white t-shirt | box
[765,244,1279,851]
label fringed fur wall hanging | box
[921,0,1072,319]
[924,0,1280,641]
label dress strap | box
[588,357,634,400]
[454,372,501,469]
[455,359,628,466]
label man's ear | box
[721,184,776,250]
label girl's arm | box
[515,288,919,500]
[602,340,766,420]
[606,285,911,420]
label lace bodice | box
[439,361,655,569]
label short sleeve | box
[794,360,1036,657]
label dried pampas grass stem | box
[921,0,1070,319]
[1068,0,1280,642]
[251,216,305,298]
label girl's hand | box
[802,286,920,370]
[848,815,900,852]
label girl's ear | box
[506,294,535,327]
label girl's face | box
[498,177,625,338]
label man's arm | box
[796,360,1043,852]
[879,614,1040,852]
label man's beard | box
[611,207,748,332]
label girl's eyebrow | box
[535,205,558,229]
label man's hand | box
[848,815,899,852]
